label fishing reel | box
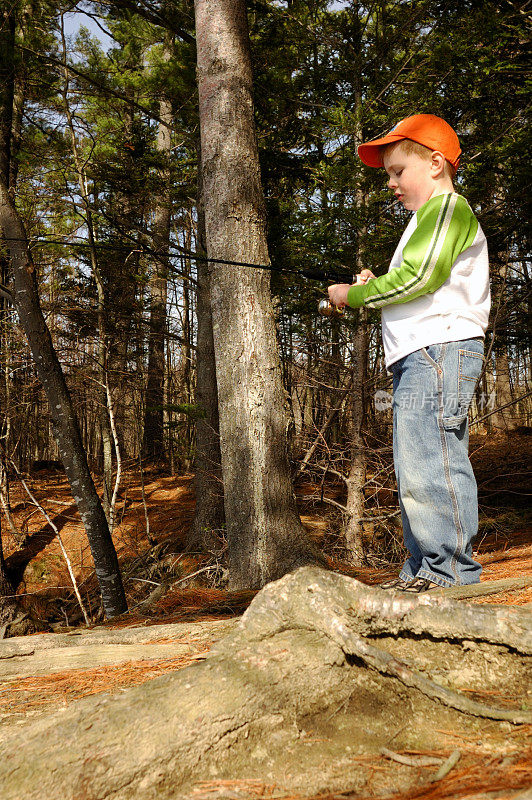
[318,298,345,319]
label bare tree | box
[0,3,127,619]
[59,14,114,517]
[344,309,368,564]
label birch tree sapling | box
[194,0,326,588]
[60,14,115,518]
[142,35,172,462]
[343,55,368,565]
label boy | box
[328,114,490,591]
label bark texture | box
[0,567,530,800]
[194,0,325,587]
[0,6,14,189]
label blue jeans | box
[391,338,484,587]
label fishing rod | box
[1,235,353,282]
[2,235,355,315]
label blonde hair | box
[382,139,456,181]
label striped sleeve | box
[346,194,479,309]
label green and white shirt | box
[346,192,490,367]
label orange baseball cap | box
[358,114,461,170]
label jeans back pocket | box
[443,348,484,430]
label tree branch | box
[94,0,195,43]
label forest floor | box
[1,430,531,799]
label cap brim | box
[357,133,405,168]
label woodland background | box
[0,0,530,627]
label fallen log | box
[0,619,235,680]
[0,618,235,657]
[432,576,532,600]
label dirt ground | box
[1,430,531,799]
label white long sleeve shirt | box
[347,193,491,367]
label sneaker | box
[399,577,442,593]
[379,577,412,590]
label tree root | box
[240,567,532,655]
[0,565,530,800]
[238,568,532,724]
[333,622,531,723]
[429,749,462,783]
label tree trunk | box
[0,181,127,618]
[342,28,368,565]
[142,45,172,462]
[8,1,29,192]
[177,216,193,469]
[0,4,21,629]
[492,257,519,431]
[194,0,325,588]
[0,5,14,189]
[494,346,518,431]
[0,507,18,633]
[109,101,139,459]
[0,566,530,798]
[344,309,368,565]
[190,140,225,550]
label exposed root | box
[239,567,532,723]
[323,615,531,724]
[241,568,532,654]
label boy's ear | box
[431,150,446,177]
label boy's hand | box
[328,271,376,308]
[328,284,351,308]
[356,269,376,284]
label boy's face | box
[382,143,436,211]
